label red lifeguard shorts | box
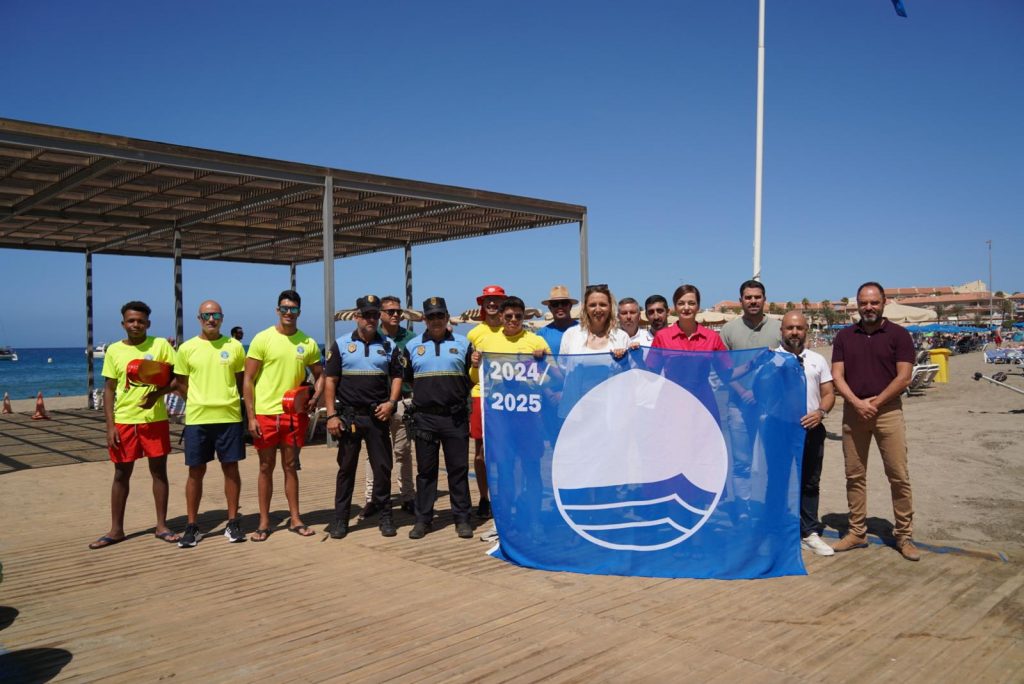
[109,421,171,463]
[469,396,483,441]
[253,413,308,450]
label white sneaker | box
[479,523,499,542]
[801,533,835,556]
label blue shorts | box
[183,422,245,467]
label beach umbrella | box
[851,302,936,325]
[696,311,728,325]
[541,304,582,321]
[457,307,543,323]
[335,307,423,322]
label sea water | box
[0,347,104,399]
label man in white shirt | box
[778,311,836,556]
[618,298,653,345]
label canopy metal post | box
[173,224,183,346]
[404,241,413,331]
[290,262,296,291]
[322,175,335,351]
[85,249,95,409]
[579,213,589,296]
[752,0,766,282]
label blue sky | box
[1,1,1021,347]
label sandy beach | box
[1,347,1021,681]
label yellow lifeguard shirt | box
[174,335,245,425]
[102,336,176,424]
[247,326,321,415]
[468,322,502,398]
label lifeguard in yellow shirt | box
[243,290,322,542]
[173,300,247,548]
[89,301,179,550]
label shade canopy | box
[0,118,586,265]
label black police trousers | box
[413,413,471,525]
[335,414,393,521]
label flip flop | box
[88,535,124,550]
[250,528,271,542]
[288,524,315,537]
[154,531,180,544]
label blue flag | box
[892,0,907,18]
[481,347,807,580]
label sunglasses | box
[549,300,572,308]
[503,313,524,321]
[426,312,448,320]
[278,306,300,315]
[199,312,224,321]
[381,309,403,317]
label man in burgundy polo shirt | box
[831,282,918,561]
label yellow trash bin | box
[928,348,951,383]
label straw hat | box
[541,285,579,306]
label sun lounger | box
[906,364,940,396]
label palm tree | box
[933,303,946,323]
[950,304,965,322]
[785,301,795,312]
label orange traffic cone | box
[31,391,50,420]
[1,392,12,414]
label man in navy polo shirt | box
[831,282,918,561]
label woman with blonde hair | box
[559,283,629,357]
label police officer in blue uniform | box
[404,297,474,539]
[323,295,404,539]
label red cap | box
[476,284,507,305]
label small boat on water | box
[86,343,107,359]
[0,346,17,361]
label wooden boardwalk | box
[1,431,1021,683]
[0,410,184,473]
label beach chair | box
[920,365,940,388]
[906,364,939,396]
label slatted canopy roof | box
[0,118,586,266]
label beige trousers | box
[841,399,914,542]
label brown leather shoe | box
[832,534,869,552]
[898,539,921,561]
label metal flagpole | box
[752,0,766,282]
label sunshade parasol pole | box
[579,214,589,296]
[405,242,414,332]
[173,224,183,346]
[322,175,335,353]
[85,249,95,409]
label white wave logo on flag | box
[552,368,728,551]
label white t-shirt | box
[626,328,653,345]
[775,346,832,413]
[559,326,630,354]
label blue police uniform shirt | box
[325,331,403,406]
[404,330,473,409]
